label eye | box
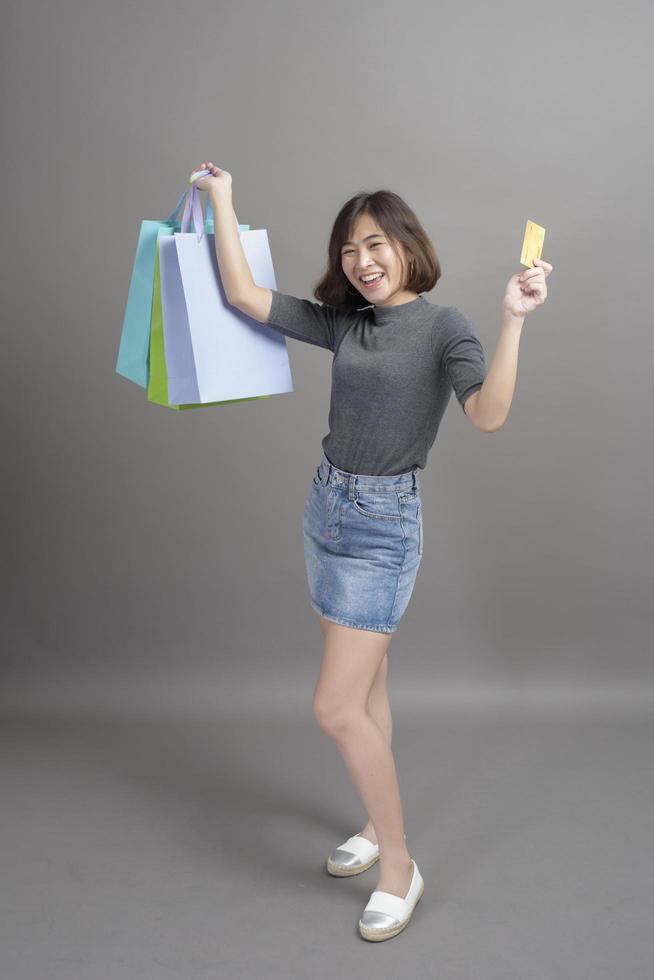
[342,242,383,255]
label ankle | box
[378,849,412,869]
[361,825,407,845]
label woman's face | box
[340,214,418,307]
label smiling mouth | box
[358,273,386,288]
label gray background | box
[1,0,652,977]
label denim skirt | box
[302,451,423,634]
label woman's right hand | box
[190,161,233,194]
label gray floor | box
[1,692,652,979]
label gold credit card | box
[520,219,546,267]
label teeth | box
[361,273,384,282]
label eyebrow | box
[341,234,386,247]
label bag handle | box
[164,170,240,242]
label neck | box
[374,289,420,309]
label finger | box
[522,279,545,293]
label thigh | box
[315,612,331,637]
[313,622,393,713]
[316,613,389,685]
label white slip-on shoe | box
[358,859,424,941]
[326,833,380,876]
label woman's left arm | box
[467,257,554,432]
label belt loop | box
[348,474,356,501]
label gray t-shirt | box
[266,290,487,475]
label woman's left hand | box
[502,257,553,317]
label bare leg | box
[312,615,413,898]
[317,613,390,845]
[359,654,392,844]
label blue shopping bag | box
[166,182,293,404]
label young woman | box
[191,161,552,942]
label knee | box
[312,693,361,737]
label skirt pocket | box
[352,489,402,522]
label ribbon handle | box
[165,189,187,226]
[173,169,240,242]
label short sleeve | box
[265,290,353,352]
[439,306,487,411]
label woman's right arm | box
[192,162,349,351]
[208,184,273,323]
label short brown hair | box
[313,189,442,311]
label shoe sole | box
[358,879,425,941]
[326,852,380,876]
